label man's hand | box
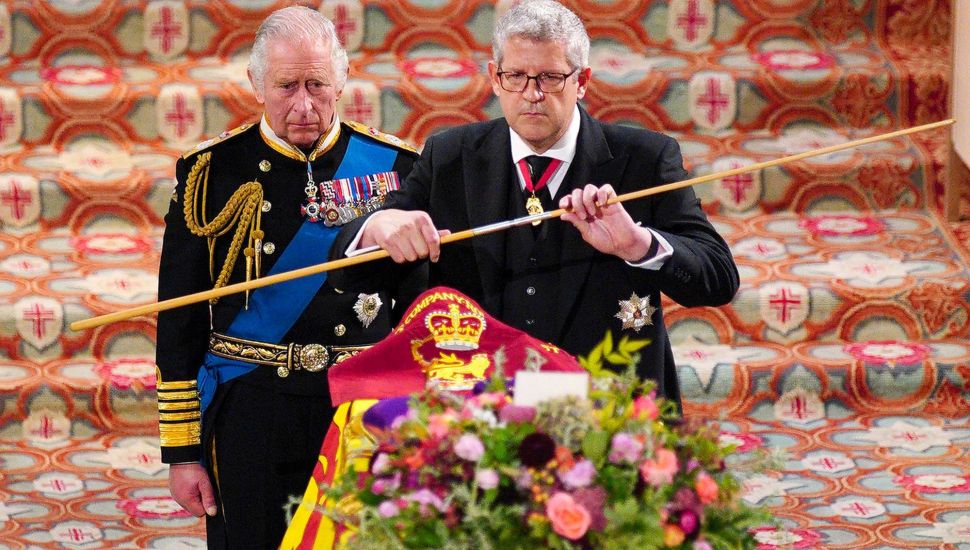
[169,463,218,517]
[559,183,652,262]
[361,209,449,263]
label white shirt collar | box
[509,105,581,165]
[259,112,342,161]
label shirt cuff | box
[344,217,373,257]
[625,228,672,270]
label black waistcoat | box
[501,172,566,344]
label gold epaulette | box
[345,120,417,153]
[181,123,254,159]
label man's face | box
[488,36,590,153]
[249,38,343,148]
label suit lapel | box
[554,109,615,340]
[465,122,513,315]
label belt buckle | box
[299,343,330,372]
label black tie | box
[524,155,554,209]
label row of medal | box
[302,170,401,226]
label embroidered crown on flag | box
[327,286,583,406]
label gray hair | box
[492,0,590,71]
[248,6,349,92]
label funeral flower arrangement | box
[322,335,768,549]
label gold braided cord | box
[182,153,264,303]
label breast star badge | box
[353,292,383,328]
[615,293,656,333]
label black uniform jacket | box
[156,121,422,464]
[337,107,738,405]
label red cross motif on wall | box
[1,180,32,220]
[64,526,98,543]
[164,94,195,138]
[892,431,924,443]
[721,171,753,204]
[686,350,709,361]
[332,4,357,46]
[38,478,70,492]
[677,0,708,42]
[29,414,58,440]
[132,452,154,465]
[698,77,729,125]
[787,393,809,419]
[753,243,773,256]
[838,501,876,517]
[344,88,374,122]
[0,97,16,141]
[769,287,802,323]
[23,302,55,339]
[809,457,842,471]
[151,6,182,54]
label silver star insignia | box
[615,293,656,333]
[353,293,383,328]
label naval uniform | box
[155,117,421,549]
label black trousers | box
[202,377,330,549]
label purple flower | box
[693,541,714,550]
[454,434,485,462]
[378,500,400,518]
[561,459,597,489]
[475,468,500,490]
[608,433,644,463]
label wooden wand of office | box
[69,118,956,332]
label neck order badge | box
[516,155,562,225]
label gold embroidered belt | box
[208,332,371,378]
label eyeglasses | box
[495,69,578,93]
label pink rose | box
[694,471,719,504]
[545,492,591,540]
[378,500,399,518]
[561,459,597,489]
[608,433,644,463]
[639,448,679,486]
[454,433,485,462]
[476,468,499,490]
[427,411,458,438]
[632,394,659,420]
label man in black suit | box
[345,0,738,406]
